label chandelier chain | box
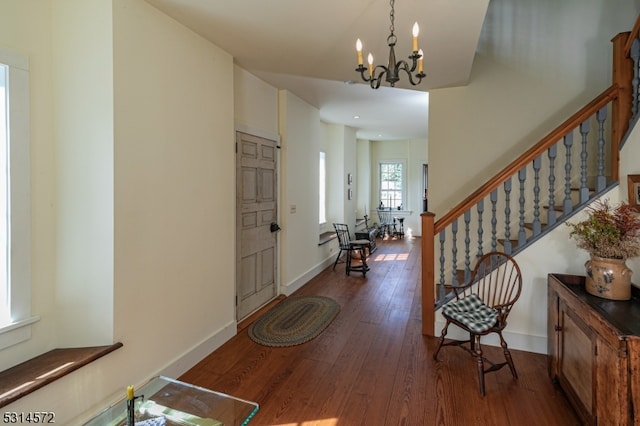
[389,0,395,36]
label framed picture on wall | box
[628,174,640,210]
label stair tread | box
[523,222,547,230]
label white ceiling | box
[143,0,489,141]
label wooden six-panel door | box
[236,132,278,320]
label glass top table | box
[84,376,259,426]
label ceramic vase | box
[585,255,632,300]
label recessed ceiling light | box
[353,115,360,119]
[344,80,357,85]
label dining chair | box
[432,251,523,396]
[332,223,371,276]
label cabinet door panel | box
[548,289,560,378]
[595,337,628,425]
[560,302,593,414]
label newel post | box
[421,212,436,336]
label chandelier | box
[355,0,425,89]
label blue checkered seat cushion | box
[442,294,498,333]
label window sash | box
[0,48,37,350]
[379,161,404,209]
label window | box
[319,151,326,225]
[379,161,405,209]
[0,48,37,350]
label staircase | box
[420,16,640,336]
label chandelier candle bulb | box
[127,385,134,400]
[412,22,419,52]
[356,39,363,65]
[368,53,374,75]
[418,49,424,73]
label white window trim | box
[378,159,407,209]
[0,48,39,351]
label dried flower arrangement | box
[567,199,640,259]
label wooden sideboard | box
[548,273,640,425]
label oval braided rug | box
[248,296,340,347]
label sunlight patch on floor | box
[372,252,409,261]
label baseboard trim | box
[159,321,237,379]
[282,255,335,296]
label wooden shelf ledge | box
[318,232,337,245]
[0,343,123,408]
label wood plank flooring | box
[180,237,580,425]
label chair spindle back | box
[469,252,522,316]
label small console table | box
[84,376,258,426]
[547,273,640,425]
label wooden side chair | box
[433,251,523,395]
[355,214,377,254]
[332,223,370,276]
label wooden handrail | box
[434,85,619,234]
[624,14,640,55]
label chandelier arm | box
[402,66,426,86]
[372,65,390,81]
[395,59,414,74]
[355,65,373,82]
[393,60,422,85]
[357,64,394,89]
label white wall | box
[619,119,640,278]
[325,124,358,230]
[112,0,236,391]
[278,91,335,294]
[356,139,372,220]
[326,124,346,229]
[234,65,279,139]
[53,0,114,348]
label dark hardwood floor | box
[180,237,580,425]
